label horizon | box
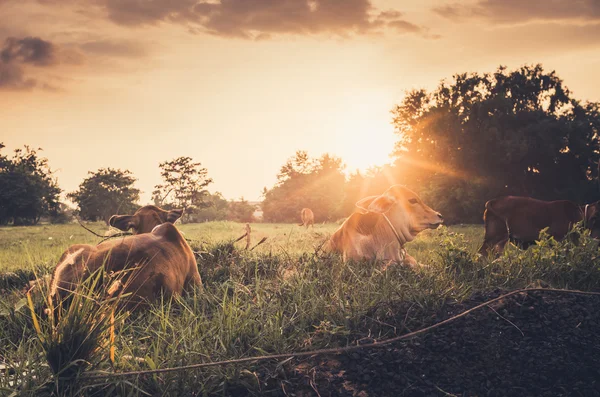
[2,0,600,203]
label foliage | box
[341,165,402,217]
[227,198,256,223]
[37,271,125,393]
[153,156,213,223]
[175,193,256,223]
[262,151,346,222]
[48,203,75,225]
[186,192,229,222]
[67,168,140,223]
[0,144,62,226]
[386,64,600,224]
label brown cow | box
[329,185,443,266]
[478,196,600,256]
[109,205,183,234]
[298,208,315,229]
[49,205,201,309]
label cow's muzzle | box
[427,213,444,228]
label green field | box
[0,221,483,273]
[0,222,599,396]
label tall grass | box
[0,223,598,395]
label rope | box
[76,217,106,238]
[83,287,600,380]
[381,212,407,262]
[76,216,133,244]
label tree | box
[227,198,256,223]
[0,144,61,225]
[262,151,346,222]
[389,64,600,224]
[68,168,140,223]
[152,157,213,223]
[186,192,229,222]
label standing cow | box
[298,208,315,229]
[479,196,600,256]
[328,185,443,266]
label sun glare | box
[334,105,397,174]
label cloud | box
[0,36,67,90]
[102,0,197,26]
[434,0,600,25]
[0,36,57,66]
[79,39,147,58]
[96,0,437,39]
[0,62,37,90]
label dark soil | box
[255,290,600,397]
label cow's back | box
[301,208,314,224]
[486,196,581,241]
[114,223,200,300]
[50,223,200,308]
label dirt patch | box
[258,290,600,396]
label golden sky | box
[2,0,600,202]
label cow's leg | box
[514,239,535,250]
[479,209,509,257]
[493,236,510,254]
[379,254,419,271]
[403,253,419,268]
[380,248,419,270]
[380,259,394,271]
[186,267,203,291]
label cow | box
[298,208,315,229]
[478,196,600,256]
[48,205,201,310]
[328,185,443,267]
[109,205,183,234]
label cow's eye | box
[408,198,418,204]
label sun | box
[320,90,398,173]
[335,111,397,173]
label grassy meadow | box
[0,221,482,274]
[0,221,599,396]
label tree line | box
[2,64,598,226]
[262,64,600,224]
[0,150,255,225]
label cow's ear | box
[355,196,378,214]
[166,209,183,223]
[109,215,137,231]
[366,194,395,214]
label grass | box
[0,221,598,396]
[0,221,480,274]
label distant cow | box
[298,208,315,229]
[478,196,600,256]
[329,185,443,266]
[49,205,201,309]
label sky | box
[2,0,600,203]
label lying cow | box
[329,185,443,266]
[298,208,315,229]
[49,205,201,309]
[478,196,600,256]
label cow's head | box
[109,205,183,235]
[355,185,443,243]
[585,201,600,239]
